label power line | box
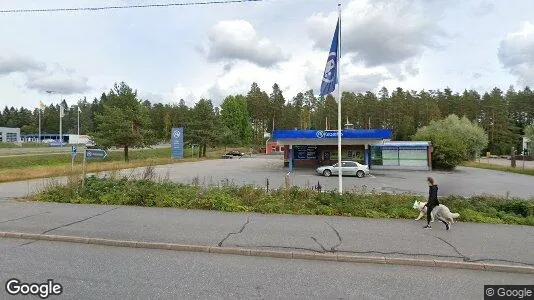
[0,0,263,13]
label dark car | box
[226,150,244,156]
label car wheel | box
[323,170,331,177]
[356,170,365,178]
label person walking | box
[423,177,449,230]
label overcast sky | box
[1,0,534,110]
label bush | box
[413,114,488,170]
[30,177,534,226]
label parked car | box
[226,150,244,156]
[316,161,370,178]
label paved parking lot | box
[106,155,534,200]
[1,155,533,200]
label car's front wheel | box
[323,170,332,177]
[356,170,365,178]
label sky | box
[1,0,534,110]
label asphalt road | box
[1,155,533,199]
[97,155,534,199]
[1,238,532,300]
[1,200,533,267]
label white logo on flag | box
[322,52,336,83]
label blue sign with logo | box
[272,129,392,140]
[85,149,107,159]
[71,145,77,157]
[171,127,184,159]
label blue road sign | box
[71,145,77,157]
[85,149,108,159]
[171,127,184,159]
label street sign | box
[171,127,184,159]
[85,149,108,159]
[71,145,77,157]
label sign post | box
[71,145,77,170]
[82,148,108,188]
[171,128,184,159]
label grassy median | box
[30,170,534,226]
[0,147,229,183]
[463,161,534,176]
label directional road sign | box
[85,149,108,159]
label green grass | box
[0,147,173,169]
[0,147,228,183]
[30,174,534,226]
[462,161,534,176]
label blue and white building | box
[272,128,432,171]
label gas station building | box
[271,129,433,172]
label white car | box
[316,161,370,178]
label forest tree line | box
[1,82,533,156]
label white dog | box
[412,200,460,224]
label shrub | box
[413,114,489,169]
[30,177,534,226]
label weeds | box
[30,176,534,226]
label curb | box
[1,231,533,274]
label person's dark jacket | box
[425,185,439,207]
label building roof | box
[272,129,392,140]
[372,141,431,147]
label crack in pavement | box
[334,249,534,267]
[217,217,250,247]
[309,221,343,253]
[310,236,328,252]
[325,221,342,252]
[0,211,50,224]
[40,207,119,235]
[431,235,470,261]
[306,225,534,267]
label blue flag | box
[320,17,339,96]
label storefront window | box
[6,132,17,142]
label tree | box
[268,83,285,132]
[93,82,155,162]
[220,95,253,146]
[525,124,534,154]
[413,114,488,169]
[188,99,217,157]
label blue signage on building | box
[272,129,392,140]
[171,127,184,159]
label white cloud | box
[199,19,289,68]
[0,55,45,75]
[25,64,91,95]
[2,0,534,110]
[498,21,534,86]
[306,0,447,74]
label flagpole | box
[38,105,41,143]
[337,3,342,195]
[77,106,80,136]
[59,105,63,146]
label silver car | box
[316,161,370,178]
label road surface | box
[0,238,532,299]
